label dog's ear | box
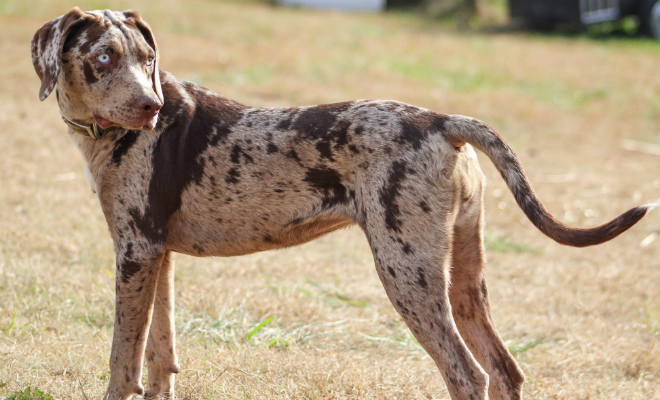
[123,11,163,104]
[31,7,90,101]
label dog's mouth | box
[94,113,159,131]
[94,115,114,129]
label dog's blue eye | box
[146,57,154,67]
[97,54,111,64]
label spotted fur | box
[32,8,652,400]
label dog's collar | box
[56,88,108,140]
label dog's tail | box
[444,115,654,247]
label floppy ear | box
[123,10,163,104]
[31,7,90,101]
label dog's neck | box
[56,87,115,140]
[55,82,133,194]
[58,86,133,195]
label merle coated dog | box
[31,8,652,400]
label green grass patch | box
[507,336,549,356]
[245,316,275,341]
[303,279,368,308]
[6,387,53,400]
[642,302,660,335]
[0,310,16,333]
[485,234,538,254]
[383,56,610,110]
[185,64,278,88]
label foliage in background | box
[388,0,508,27]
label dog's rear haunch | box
[32,7,653,400]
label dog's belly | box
[165,210,354,257]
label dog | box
[31,8,653,400]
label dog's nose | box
[138,96,162,117]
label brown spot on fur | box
[397,112,447,150]
[292,102,352,139]
[111,131,139,165]
[119,250,142,283]
[267,143,278,153]
[417,268,427,288]
[230,144,242,164]
[378,161,408,233]
[226,168,240,184]
[83,60,98,84]
[303,167,349,208]
[286,149,303,166]
[316,141,335,161]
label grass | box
[5,387,54,400]
[1,0,660,398]
[485,234,538,254]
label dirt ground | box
[1,1,659,399]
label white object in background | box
[277,0,385,12]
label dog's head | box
[31,8,163,131]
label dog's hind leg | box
[448,160,525,400]
[361,185,488,399]
[145,251,179,399]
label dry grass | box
[1,0,660,398]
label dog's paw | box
[144,385,175,400]
[102,383,144,400]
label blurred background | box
[1,0,659,399]
[278,0,660,39]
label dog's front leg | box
[104,249,166,400]
[145,251,179,399]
